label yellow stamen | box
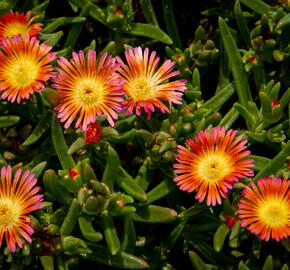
[7,56,39,87]
[197,151,232,183]
[125,76,154,101]
[75,78,105,107]
[0,199,20,229]
[4,22,28,38]
[258,199,288,227]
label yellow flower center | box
[197,151,232,183]
[0,198,20,229]
[75,78,105,107]
[4,22,28,39]
[258,199,288,227]
[125,76,154,101]
[7,56,39,87]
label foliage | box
[0,0,289,269]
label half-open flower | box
[173,127,254,206]
[0,165,43,252]
[237,177,289,241]
[116,47,187,119]
[0,35,56,103]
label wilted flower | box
[173,127,254,206]
[116,47,187,119]
[53,50,124,130]
[237,177,289,241]
[0,36,56,103]
[0,165,43,252]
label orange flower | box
[53,50,124,130]
[0,35,56,103]
[0,165,43,252]
[237,177,289,241]
[116,47,186,119]
[0,11,42,42]
[173,127,254,206]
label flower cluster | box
[0,12,187,131]
[173,127,289,241]
[0,10,288,257]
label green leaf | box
[218,17,252,108]
[102,214,120,256]
[60,198,81,236]
[78,214,103,242]
[30,161,47,178]
[213,224,230,252]
[188,251,213,270]
[138,0,159,26]
[43,169,73,204]
[249,155,271,171]
[39,31,63,46]
[146,179,176,204]
[51,114,75,170]
[202,83,235,112]
[254,140,290,180]
[40,256,54,270]
[130,205,177,223]
[238,261,250,270]
[0,116,20,128]
[127,23,173,44]
[116,167,147,202]
[219,107,240,129]
[121,216,136,253]
[81,244,149,269]
[161,0,182,48]
[42,17,87,33]
[68,137,85,155]
[240,0,274,15]
[102,145,120,191]
[234,0,251,48]
[262,255,273,270]
[23,111,52,146]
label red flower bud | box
[226,216,237,229]
[114,6,122,16]
[69,168,79,179]
[271,100,280,108]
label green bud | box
[78,187,94,206]
[47,224,60,236]
[273,49,284,62]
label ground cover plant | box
[0,0,289,269]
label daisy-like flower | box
[237,177,289,241]
[116,47,187,119]
[173,127,254,206]
[53,50,124,130]
[0,35,56,103]
[0,11,42,43]
[0,165,43,252]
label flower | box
[0,165,43,252]
[53,50,124,130]
[116,47,187,119]
[237,177,289,241]
[173,127,254,206]
[0,11,42,42]
[85,122,102,144]
[0,35,56,103]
